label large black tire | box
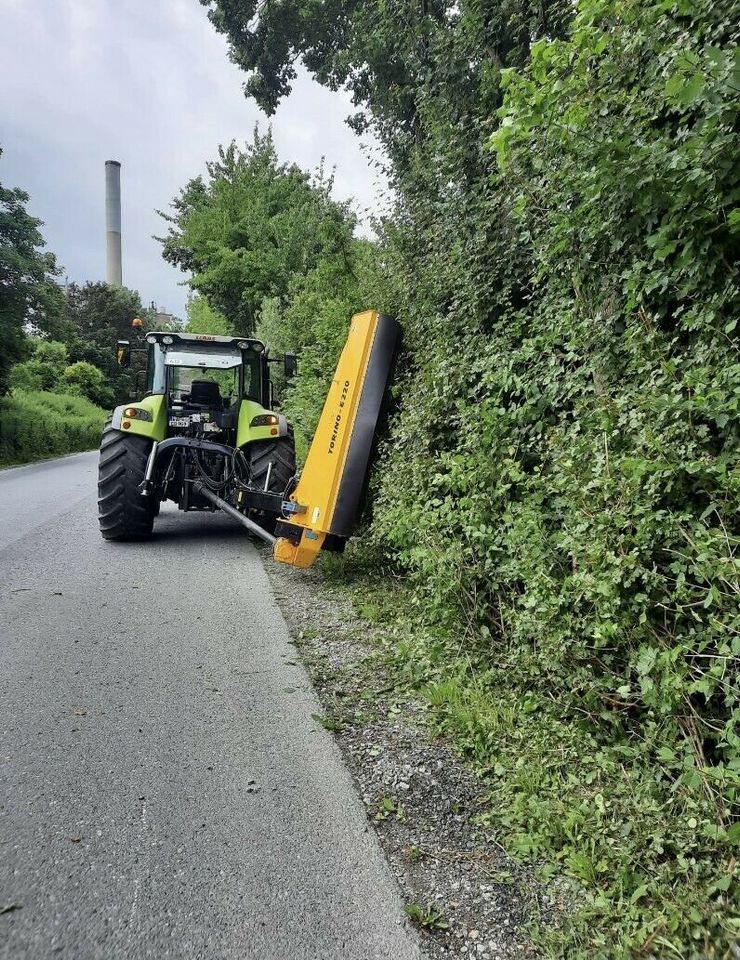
[247,428,296,532]
[98,425,155,541]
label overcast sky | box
[0,0,387,319]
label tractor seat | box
[188,380,222,407]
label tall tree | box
[0,148,64,394]
[199,1,572,169]
[62,281,153,404]
[157,129,356,333]
[63,281,149,347]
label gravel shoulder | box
[264,554,554,960]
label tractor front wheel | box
[98,426,155,541]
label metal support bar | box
[237,488,284,513]
[193,483,276,547]
[235,485,308,517]
[139,440,159,496]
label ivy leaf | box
[727,822,740,845]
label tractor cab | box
[144,333,268,447]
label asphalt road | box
[0,452,421,960]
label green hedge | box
[0,390,107,466]
[357,0,739,953]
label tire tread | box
[97,426,154,540]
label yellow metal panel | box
[273,309,380,567]
[273,530,326,569]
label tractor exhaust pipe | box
[193,483,277,547]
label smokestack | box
[105,160,122,287]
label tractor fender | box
[236,401,290,447]
[109,395,167,441]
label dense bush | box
[7,340,115,421]
[9,340,69,393]
[61,361,115,408]
[359,0,739,952]
[0,390,107,466]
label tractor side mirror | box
[116,340,131,368]
[283,352,298,379]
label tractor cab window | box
[242,350,262,401]
[146,340,262,403]
[168,364,239,407]
[146,342,166,395]
[165,346,242,409]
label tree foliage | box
[158,129,356,333]
[186,293,231,336]
[256,238,390,457]
[200,0,571,166]
[60,281,154,406]
[0,148,63,394]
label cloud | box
[0,0,386,318]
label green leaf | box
[726,822,740,845]
[630,883,649,904]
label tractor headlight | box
[162,335,174,344]
[238,341,249,349]
[250,414,279,427]
[123,407,153,422]
[146,335,157,344]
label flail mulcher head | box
[272,310,400,568]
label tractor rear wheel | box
[98,426,155,541]
[247,428,296,532]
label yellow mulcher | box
[272,310,399,568]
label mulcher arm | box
[273,310,400,568]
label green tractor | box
[98,331,298,541]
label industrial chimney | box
[105,160,122,287]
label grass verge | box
[0,389,107,466]
[320,550,739,960]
